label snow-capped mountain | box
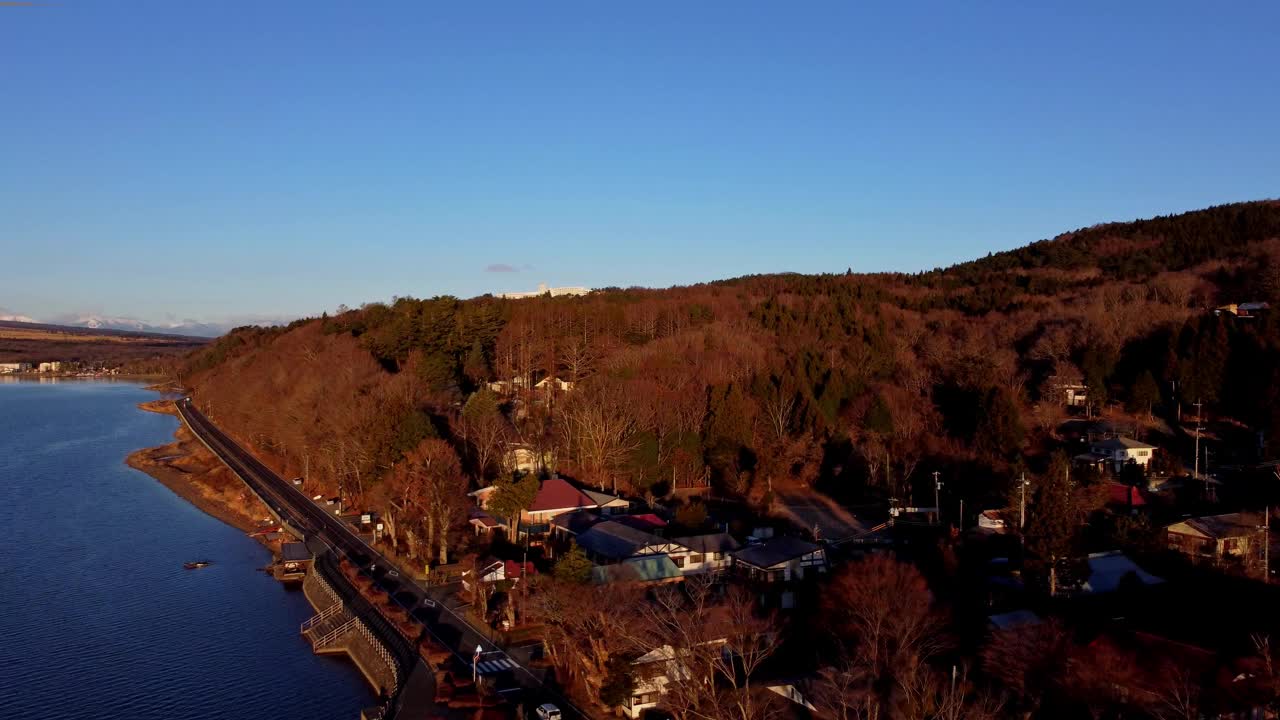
[59,314,227,337]
[1,307,291,337]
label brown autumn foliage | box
[177,201,1280,540]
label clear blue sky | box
[2,1,1277,326]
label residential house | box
[575,520,688,564]
[592,555,684,585]
[1165,512,1265,570]
[1078,551,1163,594]
[0,362,32,374]
[670,533,739,575]
[582,488,630,515]
[731,536,826,584]
[521,477,600,536]
[37,361,61,373]
[1048,374,1089,407]
[534,376,574,393]
[617,643,721,718]
[977,510,1008,534]
[1216,302,1270,318]
[461,558,536,593]
[1077,437,1157,473]
[504,442,551,475]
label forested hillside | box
[179,201,1280,530]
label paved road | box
[773,487,871,541]
[176,399,585,720]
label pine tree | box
[553,542,593,585]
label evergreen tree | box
[1025,452,1076,589]
[1128,370,1162,418]
[553,542,593,585]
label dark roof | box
[577,521,669,560]
[280,543,311,562]
[732,536,821,569]
[1092,436,1156,451]
[550,510,603,535]
[672,532,740,554]
[1166,512,1262,539]
[528,478,598,513]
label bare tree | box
[634,577,781,720]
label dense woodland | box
[177,200,1280,719]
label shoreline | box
[127,399,276,542]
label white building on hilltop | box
[496,283,590,300]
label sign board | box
[376,523,384,531]
[361,514,372,525]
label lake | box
[0,379,373,719]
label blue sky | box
[2,1,1277,326]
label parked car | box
[536,704,562,720]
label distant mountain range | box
[55,314,227,337]
[0,311,244,337]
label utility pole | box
[933,472,943,525]
[1019,472,1029,529]
[1193,399,1203,478]
[1261,505,1271,584]
[959,498,964,533]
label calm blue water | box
[0,379,373,719]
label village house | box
[1165,512,1266,571]
[669,533,739,575]
[1047,374,1089,408]
[0,362,33,374]
[461,558,536,594]
[575,520,688,564]
[977,509,1009,534]
[731,536,826,584]
[1076,436,1157,474]
[503,442,552,476]
[618,645,699,718]
[534,376,574,393]
[1078,551,1163,594]
[522,477,599,530]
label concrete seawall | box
[301,564,401,697]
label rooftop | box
[582,488,630,508]
[528,477,599,513]
[592,555,682,584]
[1092,436,1157,451]
[671,532,740,555]
[550,510,603,535]
[1081,551,1163,594]
[732,536,821,569]
[280,543,311,562]
[1166,512,1263,539]
[577,520,670,560]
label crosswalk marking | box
[476,658,516,674]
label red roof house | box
[523,478,599,526]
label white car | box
[536,704,562,720]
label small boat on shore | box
[184,560,212,570]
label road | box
[175,399,584,719]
